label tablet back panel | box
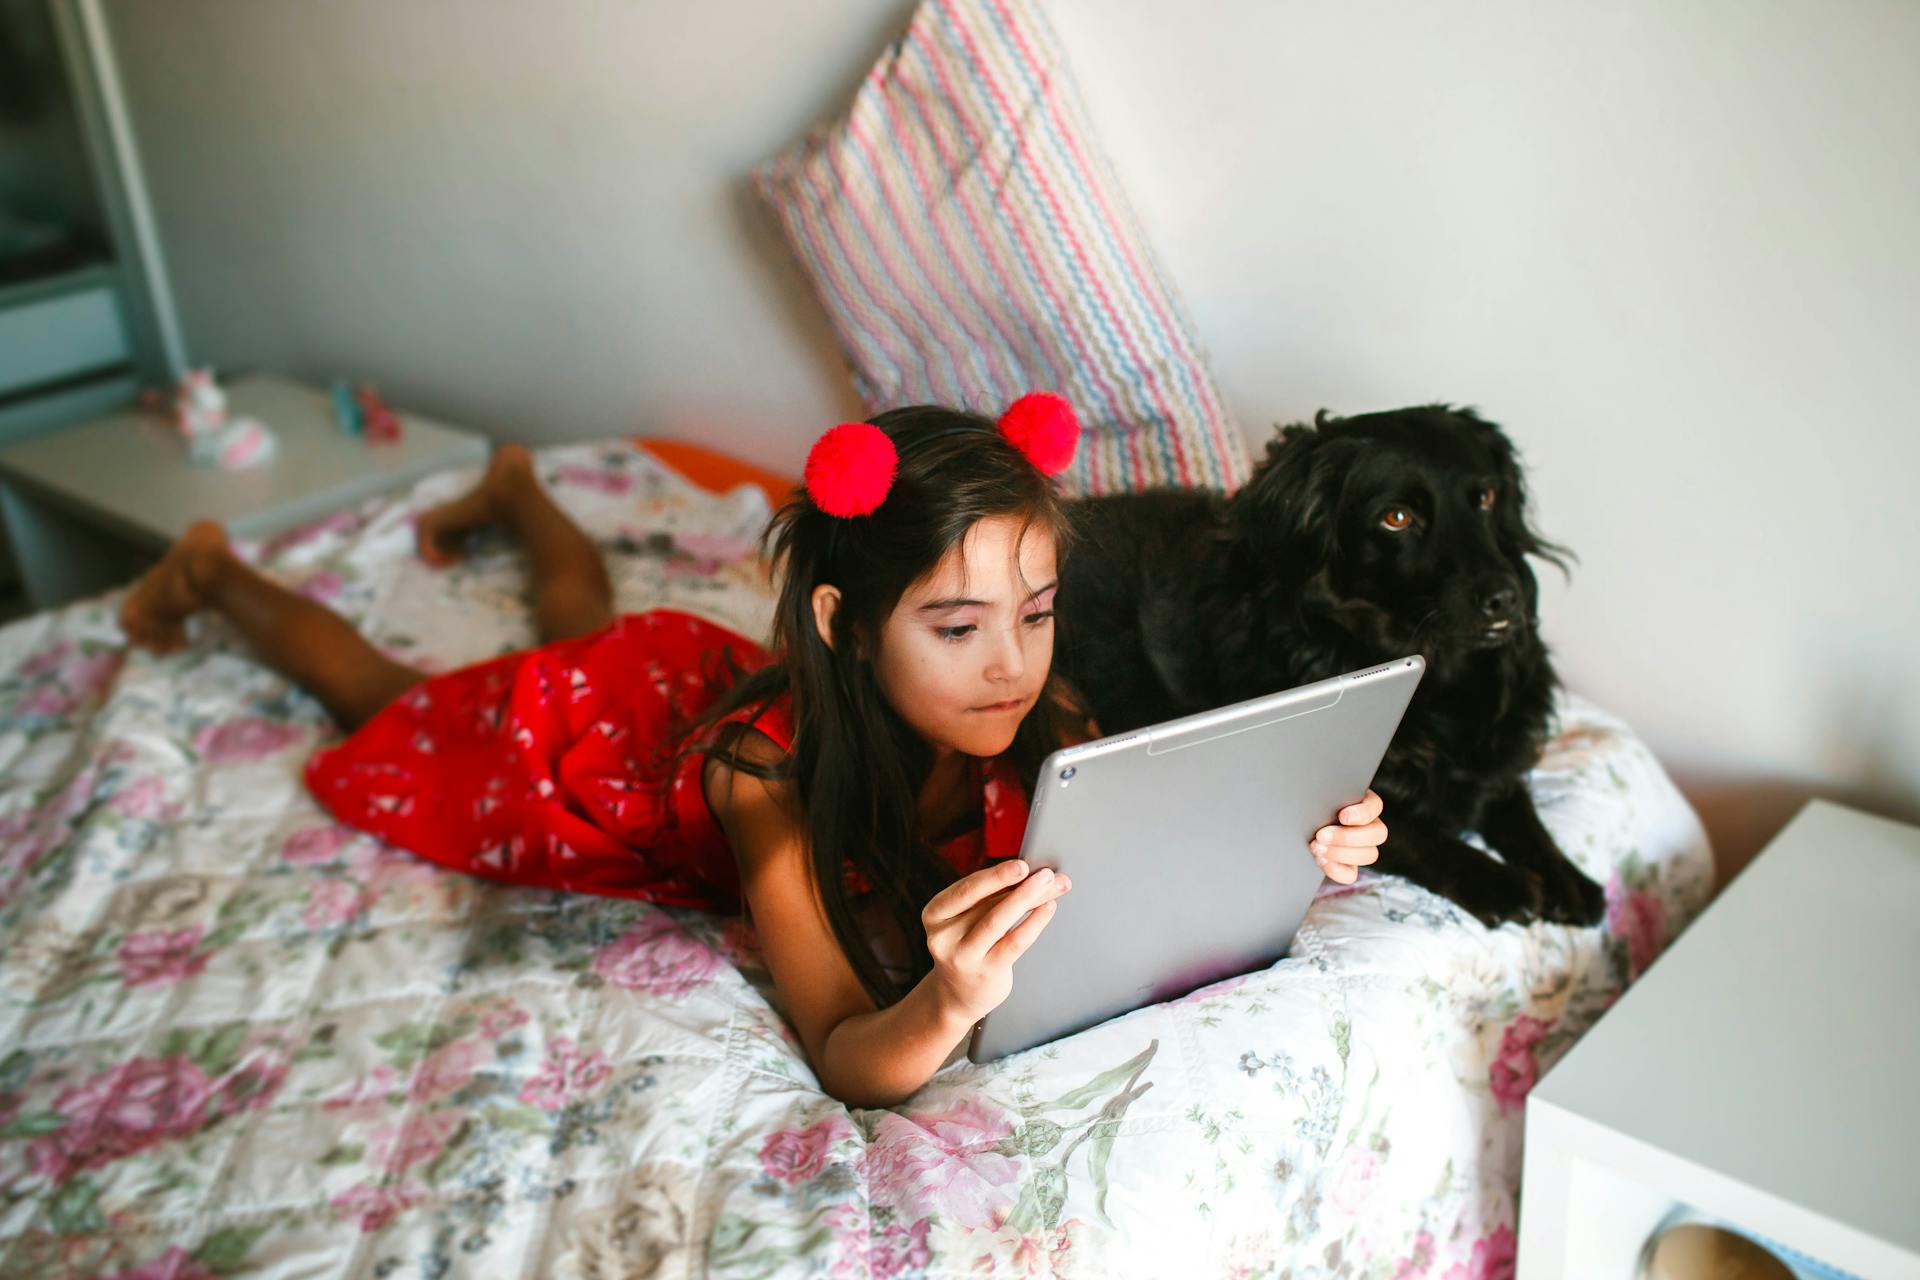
[970,657,1423,1062]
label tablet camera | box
[1059,765,1076,784]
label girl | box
[119,395,1388,1107]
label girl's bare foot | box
[413,443,534,567]
[121,520,231,654]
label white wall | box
[1047,0,1920,869]
[102,0,891,464]
[104,0,1920,870]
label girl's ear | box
[810,584,842,651]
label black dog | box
[1055,405,1605,928]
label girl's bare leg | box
[413,443,613,643]
[119,446,609,727]
[120,522,426,729]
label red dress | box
[304,609,1031,911]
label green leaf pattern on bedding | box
[0,443,1712,1277]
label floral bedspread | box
[0,442,1713,1279]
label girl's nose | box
[984,623,1026,682]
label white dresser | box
[1519,800,1920,1278]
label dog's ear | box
[1259,418,1324,471]
[1237,417,1360,566]
[1456,407,1575,577]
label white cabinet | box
[1518,801,1920,1279]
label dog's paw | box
[1452,867,1546,930]
[1539,867,1608,927]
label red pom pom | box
[996,393,1080,476]
[804,421,898,517]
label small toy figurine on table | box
[355,384,403,444]
[329,379,362,435]
[328,378,404,444]
[144,369,277,470]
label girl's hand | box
[1311,789,1387,885]
[922,859,1072,1024]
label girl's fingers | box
[925,860,1030,925]
[985,896,1058,966]
[1312,833,1383,877]
[960,868,1069,956]
[1312,841,1378,878]
[1311,838,1362,877]
[1313,820,1388,850]
[1338,790,1385,825]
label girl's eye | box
[1022,609,1055,627]
[1477,487,1497,511]
[936,625,976,642]
[1380,508,1413,532]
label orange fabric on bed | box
[635,438,795,512]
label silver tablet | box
[969,656,1425,1063]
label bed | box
[0,440,1713,1278]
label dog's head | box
[1231,405,1570,664]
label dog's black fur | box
[1055,405,1605,928]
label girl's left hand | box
[1310,789,1387,885]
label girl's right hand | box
[922,859,1072,1024]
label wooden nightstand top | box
[0,374,489,547]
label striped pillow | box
[752,0,1250,495]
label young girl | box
[119,395,1388,1107]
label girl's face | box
[873,514,1059,759]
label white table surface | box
[1520,799,1920,1278]
[0,374,488,547]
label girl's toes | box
[414,518,458,566]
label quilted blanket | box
[0,442,1713,1278]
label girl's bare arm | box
[707,756,1062,1108]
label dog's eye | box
[1477,487,1497,511]
[1380,508,1413,532]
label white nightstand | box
[0,374,489,610]
[1518,800,1920,1279]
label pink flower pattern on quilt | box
[758,1115,851,1185]
[27,1057,215,1184]
[865,1097,1022,1229]
[117,927,209,987]
[193,717,304,765]
[592,917,721,999]
[1607,869,1669,980]
[517,1038,613,1112]
[1488,1014,1554,1113]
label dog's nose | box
[1479,582,1520,620]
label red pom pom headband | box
[802,393,1080,518]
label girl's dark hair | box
[693,404,1080,1006]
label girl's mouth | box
[969,697,1024,713]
